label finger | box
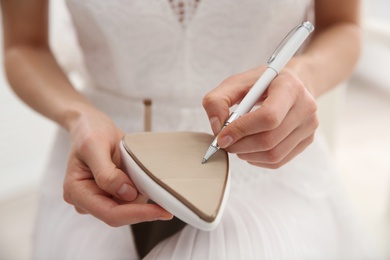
[67,178,173,227]
[90,201,174,227]
[203,67,266,134]
[217,73,299,148]
[113,192,149,205]
[236,115,318,165]
[225,116,298,154]
[225,92,317,154]
[74,206,88,214]
[79,141,138,202]
[247,134,315,169]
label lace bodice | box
[65,0,312,108]
[169,0,201,28]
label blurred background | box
[1,0,389,259]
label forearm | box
[4,45,96,131]
[289,21,361,98]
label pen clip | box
[267,21,314,64]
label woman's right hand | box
[0,0,172,227]
[63,107,173,227]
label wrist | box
[55,101,100,133]
[286,56,318,98]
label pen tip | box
[201,158,207,164]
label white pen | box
[202,21,315,164]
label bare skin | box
[0,0,360,225]
[0,0,172,226]
[202,0,361,169]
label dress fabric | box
[33,0,374,259]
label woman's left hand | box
[202,63,319,169]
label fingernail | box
[218,135,233,148]
[118,183,137,201]
[156,214,173,221]
[209,117,221,134]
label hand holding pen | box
[202,21,318,168]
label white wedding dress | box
[33,0,374,259]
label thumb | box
[202,67,266,135]
[202,90,230,134]
[82,141,138,202]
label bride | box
[0,0,374,259]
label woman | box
[1,0,373,259]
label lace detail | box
[168,0,200,27]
